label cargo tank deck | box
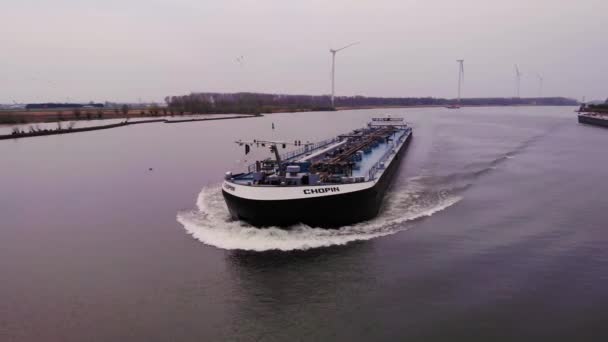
[229,126,409,186]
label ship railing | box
[247,136,341,173]
[368,146,395,180]
[367,129,410,180]
[282,137,340,161]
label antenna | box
[330,42,359,108]
[456,59,464,104]
[515,64,522,98]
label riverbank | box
[0,114,259,140]
[334,103,575,111]
[0,108,248,125]
[2,102,579,125]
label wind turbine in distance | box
[515,64,522,98]
[329,42,359,108]
[536,74,544,97]
[457,59,464,105]
[447,59,464,109]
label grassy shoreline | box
[0,115,258,140]
[0,108,245,125]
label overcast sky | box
[1,0,606,103]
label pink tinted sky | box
[1,0,606,103]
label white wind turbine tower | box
[456,59,464,105]
[515,64,522,98]
[329,42,359,108]
[536,74,544,97]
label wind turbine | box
[515,64,522,98]
[330,42,359,108]
[456,59,464,105]
[536,74,544,97]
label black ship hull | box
[222,133,412,228]
[578,115,608,128]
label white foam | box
[177,181,461,252]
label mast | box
[331,51,336,107]
[456,59,464,105]
[270,144,282,166]
[457,69,462,104]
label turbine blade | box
[335,41,360,52]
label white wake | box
[177,180,460,251]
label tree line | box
[165,92,578,114]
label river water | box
[1,106,607,341]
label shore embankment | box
[0,114,258,140]
[0,108,248,125]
